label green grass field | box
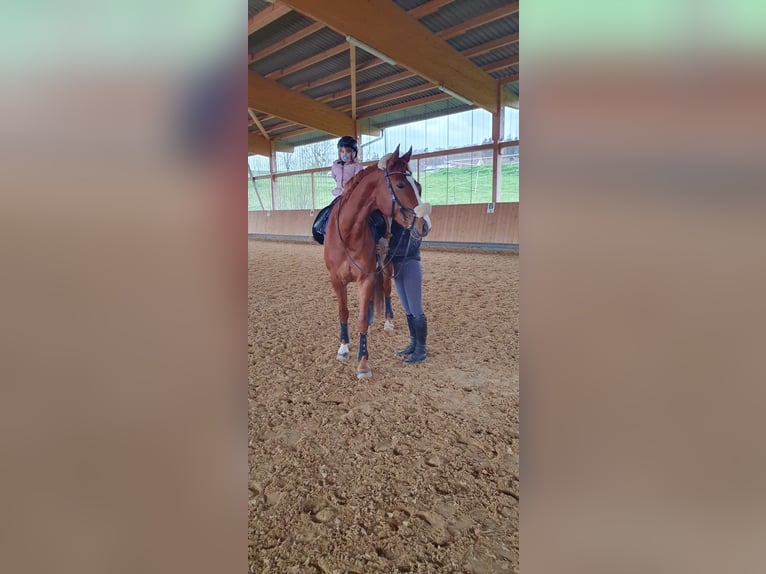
[248,163,519,211]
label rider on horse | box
[331,135,364,198]
[313,136,387,250]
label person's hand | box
[376,238,388,257]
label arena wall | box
[248,202,519,246]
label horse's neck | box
[339,182,377,237]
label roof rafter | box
[407,0,456,19]
[464,34,519,58]
[249,72,355,136]
[248,133,270,155]
[267,57,520,133]
[436,3,519,39]
[249,22,323,62]
[275,0,500,111]
[484,56,519,73]
[248,4,291,35]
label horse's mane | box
[341,164,379,201]
[341,153,410,202]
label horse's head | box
[376,145,431,237]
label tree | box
[277,151,293,172]
[294,138,336,170]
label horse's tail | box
[373,271,385,318]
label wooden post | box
[350,42,361,160]
[350,43,357,121]
[416,158,422,198]
[491,81,505,205]
[310,172,316,212]
[269,142,278,210]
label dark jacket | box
[389,220,421,262]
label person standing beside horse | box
[389,182,432,365]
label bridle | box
[383,167,418,234]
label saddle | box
[312,198,387,245]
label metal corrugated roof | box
[471,45,520,68]
[248,0,271,19]
[281,51,351,87]
[448,19,519,52]
[367,99,474,131]
[299,61,404,100]
[251,30,346,77]
[358,77,430,101]
[361,87,444,115]
[356,63,405,84]
[303,78,352,100]
[392,0,428,11]
[420,0,516,33]
[249,13,315,54]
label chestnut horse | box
[324,146,428,379]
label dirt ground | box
[249,239,519,573]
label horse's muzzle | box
[411,218,430,239]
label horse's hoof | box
[384,320,394,331]
[337,352,349,361]
[357,369,372,379]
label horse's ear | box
[401,146,413,164]
[391,145,400,161]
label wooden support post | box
[269,142,279,210]
[350,42,362,160]
[416,158,421,198]
[491,81,505,205]
[310,172,316,212]
[350,43,357,121]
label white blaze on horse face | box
[406,174,432,230]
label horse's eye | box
[396,183,405,189]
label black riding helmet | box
[337,135,358,156]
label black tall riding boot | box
[404,314,427,364]
[396,314,416,356]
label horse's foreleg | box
[383,266,394,331]
[355,280,374,379]
[333,280,350,361]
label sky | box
[248,106,519,173]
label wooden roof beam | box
[348,84,439,112]
[436,3,519,39]
[269,59,520,130]
[249,22,323,63]
[251,1,478,92]
[249,72,354,136]
[407,0,456,19]
[248,4,291,35]
[484,56,519,73]
[248,132,295,155]
[248,108,270,139]
[464,33,519,59]
[248,133,270,156]
[357,93,452,119]
[259,43,348,80]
